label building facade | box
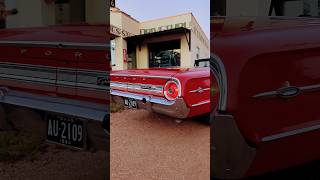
[212,0,320,16]
[110,7,209,70]
[4,0,107,28]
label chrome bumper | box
[0,87,108,122]
[111,90,190,119]
[212,114,256,179]
[0,87,109,151]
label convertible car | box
[0,24,109,151]
[211,16,320,179]
[110,60,211,122]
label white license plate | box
[124,98,138,109]
[46,113,86,149]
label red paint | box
[111,67,211,118]
[212,16,320,177]
[0,24,109,106]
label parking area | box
[0,143,108,180]
[110,109,210,180]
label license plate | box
[124,98,137,109]
[46,113,86,149]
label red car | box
[110,61,211,122]
[0,24,109,151]
[211,16,320,179]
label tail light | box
[164,80,180,101]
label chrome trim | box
[253,83,320,99]
[191,100,210,107]
[111,89,175,106]
[127,83,163,93]
[163,80,180,101]
[189,87,210,93]
[110,82,127,89]
[211,53,228,111]
[262,124,320,142]
[0,41,109,50]
[0,87,107,121]
[111,74,175,79]
[0,62,109,91]
[111,82,163,94]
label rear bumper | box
[111,90,190,119]
[212,114,256,179]
[0,87,109,151]
[0,87,108,122]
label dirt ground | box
[110,109,210,180]
[0,143,108,180]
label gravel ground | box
[110,109,210,180]
[0,143,108,180]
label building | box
[212,0,320,16]
[4,0,107,28]
[110,7,209,70]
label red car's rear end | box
[111,67,211,120]
[0,25,109,153]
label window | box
[148,40,181,68]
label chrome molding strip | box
[191,99,210,107]
[262,124,320,142]
[0,62,108,91]
[111,82,163,94]
[211,53,228,111]
[0,74,56,84]
[0,88,108,121]
[0,41,109,50]
[111,74,175,79]
[253,84,320,98]
[189,87,210,93]
[111,89,175,106]
[110,82,127,89]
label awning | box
[124,27,191,50]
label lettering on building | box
[140,22,188,35]
[110,25,135,38]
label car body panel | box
[111,67,210,119]
[211,16,320,178]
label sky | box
[116,0,210,38]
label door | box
[237,48,320,144]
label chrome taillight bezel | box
[163,79,181,101]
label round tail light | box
[164,80,180,101]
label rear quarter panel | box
[174,68,211,117]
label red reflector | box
[164,80,179,101]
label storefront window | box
[149,40,181,68]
